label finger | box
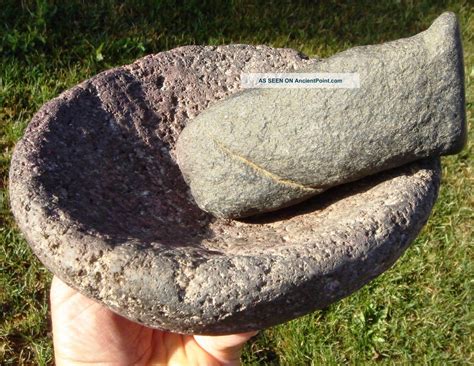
[50,276,80,306]
[194,331,258,365]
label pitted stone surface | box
[177,12,465,219]
[10,43,440,334]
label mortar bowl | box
[9,45,440,334]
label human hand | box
[50,276,256,365]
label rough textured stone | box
[176,12,466,219]
[10,42,441,334]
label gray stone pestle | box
[176,12,466,219]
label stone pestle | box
[176,12,466,219]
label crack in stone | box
[210,136,317,192]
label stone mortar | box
[9,44,440,334]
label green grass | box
[1,0,472,364]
